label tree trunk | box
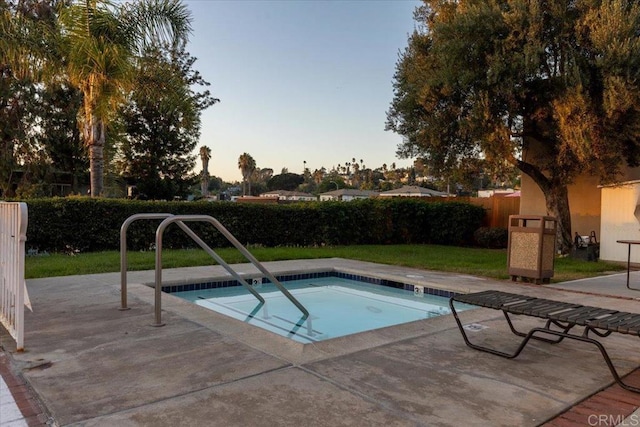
[544,183,574,255]
[201,172,209,197]
[514,157,574,255]
[86,118,105,197]
[72,172,78,194]
[0,138,15,196]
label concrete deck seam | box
[16,319,215,366]
[543,285,640,302]
[295,364,430,427]
[63,364,297,426]
[290,324,490,424]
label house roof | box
[379,185,449,197]
[320,189,378,197]
[261,190,315,198]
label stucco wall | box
[613,166,640,183]
[519,174,547,216]
[519,173,601,238]
[600,181,640,263]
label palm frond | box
[0,5,60,81]
[119,0,192,53]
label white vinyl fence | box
[0,202,28,351]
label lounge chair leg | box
[449,299,536,359]
[530,327,640,393]
[584,326,613,338]
[503,314,572,344]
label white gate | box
[0,202,28,351]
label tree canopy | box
[267,173,304,191]
[119,43,218,200]
[387,0,640,252]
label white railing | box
[0,202,28,351]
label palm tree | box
[352,162,361,188]
[58,0,192,196]
[238,152,256,196]
[199,145,211,197]
[313,168,325,185]
[199,145,211,173]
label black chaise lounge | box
[449,290,640,393]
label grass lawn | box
[25,244,624,283]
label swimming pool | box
[168,272,465,344]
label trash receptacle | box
[508,215,557,284]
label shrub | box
[22,198,486,253]
[473,227,508,249]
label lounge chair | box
[449,290,640,393]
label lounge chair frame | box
[449,290,640,393]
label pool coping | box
[137,264,468,364]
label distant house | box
[259,190,316,201]
[379,185,450,198]
[477,189,517,198]
[319,189,378,202]
[259,191,281,199]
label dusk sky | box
[183,0,421,182]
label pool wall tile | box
[162,270,460,298]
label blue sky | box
[184,0,421,182]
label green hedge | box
[23,198,485,253]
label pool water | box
[172,277,460,343]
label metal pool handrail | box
[154,215,309,327]
[120,213,174,310]
[120,213,265,315]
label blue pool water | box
[172,277,461,343]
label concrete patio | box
[2,258,640,426]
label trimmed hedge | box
[23,197,485,253]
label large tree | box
[387,0,640,252]
[119,43,218,200]
[57,0,192,197]
[267,172,304,191]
